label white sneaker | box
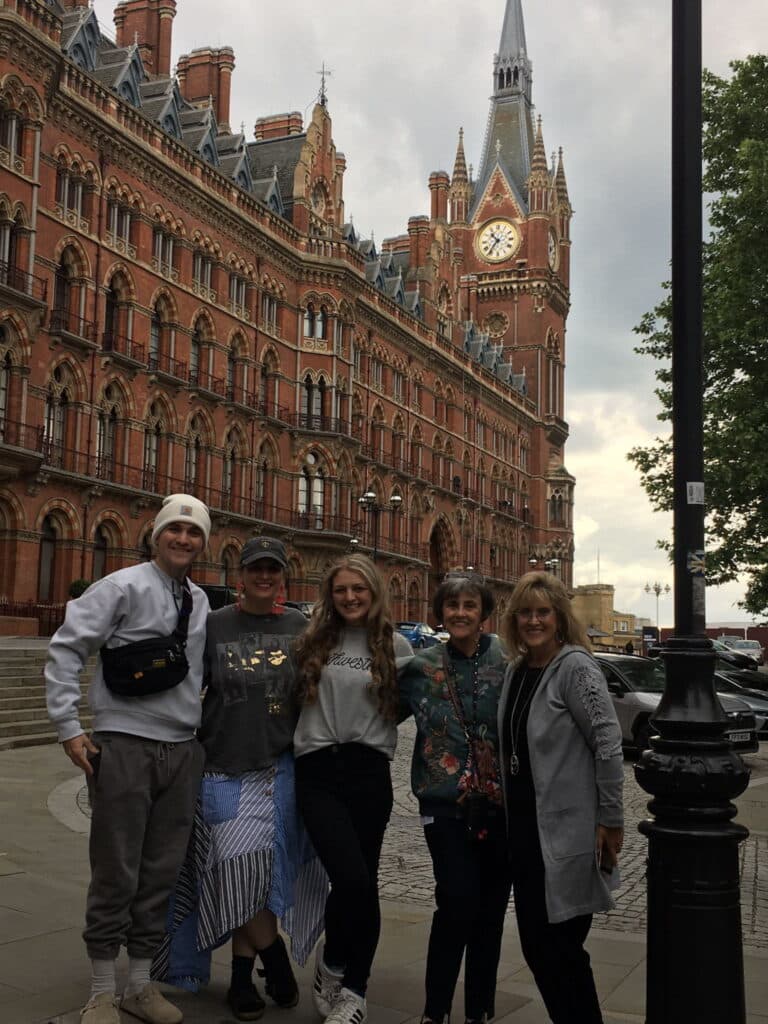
[312,945,343,1018]
[325,988,367,1024]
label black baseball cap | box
[240,537,288,569]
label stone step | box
[0,714,92,740]
[0,682,46,696]
[0,663,47,678]
[0,704,49,723]
[0,694,48,711]
[0,674,47,688]
[0,731,59,751]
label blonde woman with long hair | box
[293,555,412,1024]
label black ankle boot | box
[257,935,299,1008]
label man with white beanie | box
[45,494,211,1024]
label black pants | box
[423,815,512,1021]
[510,820,602,1024]
[295,743,393,996]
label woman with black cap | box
[156,537,326,1021]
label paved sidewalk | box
[1,740,767,1024]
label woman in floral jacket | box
[399,573,509,1024]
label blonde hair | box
[501,571,591,660]
[294,554,399,720]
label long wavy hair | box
[294,554,399,721]
[501,571,591,660]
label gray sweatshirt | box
[294,627,413,760]
[45,561,209,743]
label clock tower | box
[450,0,575,578]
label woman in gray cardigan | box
[498,571,624,1023]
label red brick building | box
[0,0,574,633]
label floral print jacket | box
[399,635,507,817]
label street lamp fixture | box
[644,581,670,630]
[357,491,403,562]
[528,555,559,576]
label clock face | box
[548,230,559,270]
[477,219,520,263]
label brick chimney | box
[176,47,236,130]
[254,112,304,141]
[114,0,177,78]
[59,0,90,8]
[429,171,450,222]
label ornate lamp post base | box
[635,640,750,1022]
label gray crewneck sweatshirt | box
[45,561,209,743]
[293,627,413,760]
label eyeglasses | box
[515,607,555,621]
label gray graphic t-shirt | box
[199,605,307,773]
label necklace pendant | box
[509,754,520,776]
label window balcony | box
[225,385,260,413]
[148,351,187,384]
[49,307,98,353]
[0,417,44,479]
[189,368,226,401]
[0,260,47,307]
[287,413,350,435]
[102,330,146,367]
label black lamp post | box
[357,490,402,562]
[634,4,750,1020]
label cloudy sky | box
[93,0,766,626]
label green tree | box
[628,55,768,615]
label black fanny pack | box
[101,582,192,697]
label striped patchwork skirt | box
[153,751,327,991]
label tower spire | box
[475,0,535,211]
[450,127,471,223]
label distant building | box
[571,584,643,652]
[0,0,574,634]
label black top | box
[198,605,307,774]
[503,662,545,818]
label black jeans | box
[510,818,602,1023]
[295,743,393,996]
[423,815,512,1021]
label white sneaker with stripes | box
[312,946,343,1018]
[324,988,367,1024]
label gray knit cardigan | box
[498,644,624,923]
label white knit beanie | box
[151,493,211,545]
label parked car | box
[718,637,764,666]
[396,621,441,649]
[648,638,759,672]
[713,673,768,739]
[434,625,450,643]
[594,653,759,753]
[719,667,768,693]
[283,600,314,618]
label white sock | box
[124,957,152,996]
[90,958,117,999]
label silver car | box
[595,653,760,753]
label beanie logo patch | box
[180,504,193,516]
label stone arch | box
[53,235,92,278]
[103,261,137,300]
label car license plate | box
[727,731,750,743]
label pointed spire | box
[452,127,468,185]
[450,127,471,224]
[476,0,535,211]
[555,147,571,204]
[498,0,527,60]
[530,116,548,177]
